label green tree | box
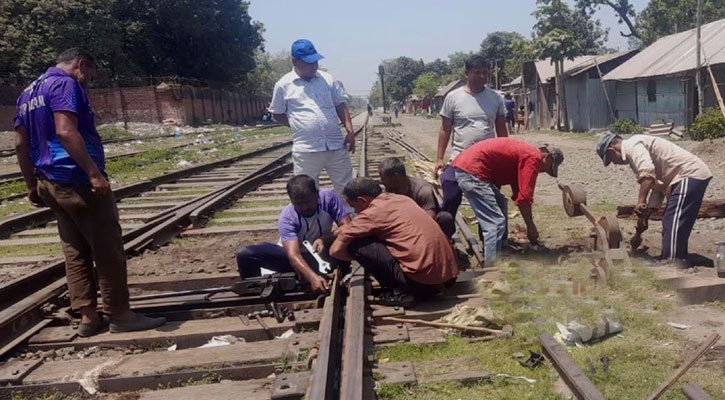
[412,72,443,100]
[379,56,425,102]
[240,50,292,96]
[368,81,383,108]
[503,39,536,85]
[637,0,725,45]
[112,0,263,85]
[423,58,451,76]
[0,0,264,86]
[447,51,474,79]
[479,31,525,88]
[534,0,604,130]
[0,0,123,86]
[575,0,639,39]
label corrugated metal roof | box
[605,18,725,81]
[534,55,597,82]
[567,50,637,76]
[434,79,464,97]
[533,51,634,82]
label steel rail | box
[0,114,368,360]
[0,146,293,358]
[0,140,291,237]
[340,119,369,400]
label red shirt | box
[451,137,542,206]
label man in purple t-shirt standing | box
[14,48,165,336]
[236,175,351,293]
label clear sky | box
[248,0,649,96]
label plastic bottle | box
[717,241,725,278]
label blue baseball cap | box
[596,131,621,166]
[291,39,324,64]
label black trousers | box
[348,237,439,299]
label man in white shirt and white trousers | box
[269,39,355,194]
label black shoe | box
[77,315,110,337]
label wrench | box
[302,240,331,274]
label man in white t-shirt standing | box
[434,55,507,219]
[269,39,355,194]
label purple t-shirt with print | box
[14,67,105,185]
[278,189,348,243]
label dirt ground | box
[127,231,278,287]
[391,113,725,263]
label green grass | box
[0,179,27,199]
[0,243,61,258]
[376,253,725,399]
[97,125,137,140]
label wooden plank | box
[539,333,605,400]
[102,340,288,378]
[22,358,108,384]
[0,255,61,265]
[617,200,725,220]
[0,237,60,247]
[28,312,320,350]
[646,333,720,400]
[138,379,272,400]
[181,224,277,237]
[682,385,714,400]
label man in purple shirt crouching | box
[14,48,165,336]
[236,175,351,293]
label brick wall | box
[1,83,269,131]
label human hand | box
[309,275,330,293]
[633,202,648,217]
[344,132,356,154]
[89,174,111,197]
[312,238,325,253]
[433,160,445,179]
[27,189,45,207]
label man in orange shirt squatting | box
[330,178,459,306]
[452,138,564,266]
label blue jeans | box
[455,169,508,266]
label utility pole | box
[378,65,387,113]
[696,0,704,115]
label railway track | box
[0,113,373,398]
[0,115,487,399]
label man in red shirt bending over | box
[452,138,563,266]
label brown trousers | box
[37,179,130,314]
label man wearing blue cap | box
[269,39,355,194]
[596,132,712,264]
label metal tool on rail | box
[302,240,332,274]
[558,182,631,280]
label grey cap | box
[545,146,564,178]
[596,131,621,166]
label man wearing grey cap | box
[269,39,355,194]
[596,133,712,263]
[451,137,563,266]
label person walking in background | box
[269,39,355,194]
[434,55,507,219]
[516,105,525,133]
[14,48,166,336]
[504,93,516,134]
[394,104,399,118]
